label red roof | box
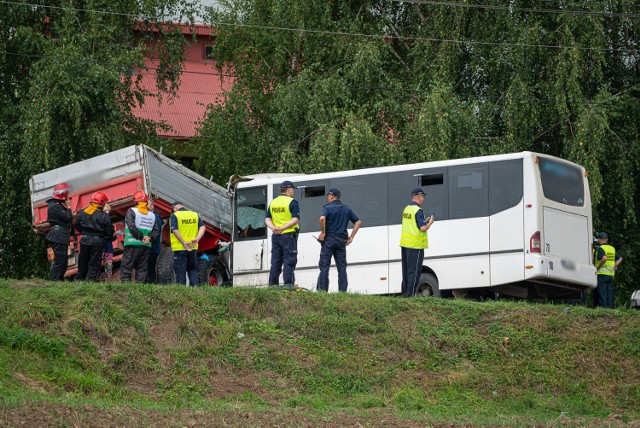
[132,60,234,139]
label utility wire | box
[392,0,640,19]
[1,0,638,52]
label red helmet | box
[133,190,148,203]
[90,191,108,206]
[52,183,70,200]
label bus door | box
[233,186,269,281]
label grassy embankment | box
[1,280,639,426]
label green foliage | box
[0,0,196,278]
[197,0,640,300]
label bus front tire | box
[416,272,440,298]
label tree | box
[0,0,196,277]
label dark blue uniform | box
[317,200,360,292]
[266,199,300,286]
[401,201,428,297]
[170,208,204,286]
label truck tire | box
[156,247,175,284]
[198,256,223,286]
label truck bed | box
[30,145,232,236]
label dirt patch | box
[13,373,49,395]
[149,316,180,369]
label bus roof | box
[237,151,582,188]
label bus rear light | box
[526,204,532,208]
[584,171,588,177]
[530,231,541,253]
[534,156,539,164]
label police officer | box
[595,232,623,308]
[121,191,159,282]
[45,183,73,281]
[265,181,300,288]
[170,201,205,285]
[76,192,114,281]
[400,188,435,297]
[317,188,361,292]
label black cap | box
[411,188,426,196]
[171,201,184,209]
[328,188,341,197]
[281,180,297,189]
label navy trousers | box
[174,250,199,286]
[401,247,424,297]
[596,275,614,308]
[317,234,348,292]
[269,233,298,286]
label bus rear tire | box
[416,273,440,298]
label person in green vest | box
[400,188,435,297]
[595,232,623,308]
[121,191,160,282]
[265,181,300,288]
[170,201,206,286]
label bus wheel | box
[198,257,223,286]
[416,273,440,297]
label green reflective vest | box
[597,244,616,277]
[124,207,155,247]
[170,210,200,251]
[269,195,299,234]
[400,205,428,249]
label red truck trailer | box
[30,145,232,285]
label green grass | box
[1,280,639,426]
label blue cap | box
[597,232,608,239]
[328,188,341,197]
[411,188,425,196]
[281,180,297,189]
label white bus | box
[230,152,596,299]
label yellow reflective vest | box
[269,195,299,234]
[596,244,616,277]
[400,205,428,249]
[170,210,200,251]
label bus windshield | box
[538,157,585,207]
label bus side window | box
[449,163,489,219]
[331,174,388,227]
[235,187,267,240]
[285,181,327,233]
[489,159,523,215]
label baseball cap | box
[281,180,297,189]
[171,201,184,209]
[411,188,426,196]
[328,188,341,197]
[597,232,608,239]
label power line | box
[392,0,640,19]
[1,0,637,53]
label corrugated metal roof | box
[131,60,234,139]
